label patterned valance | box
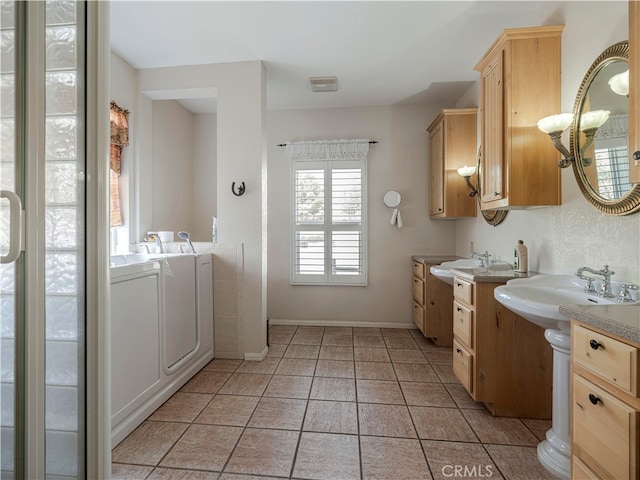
[109,101,129,227]
[285,139,370,162]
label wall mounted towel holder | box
[231,182,246,196]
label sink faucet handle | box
[617,283,639,303]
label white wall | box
[455,1,640,284]
[193,114,217,241]
[267,105,457,326]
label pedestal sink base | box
[538,328,571,480]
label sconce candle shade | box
[579,109,610,131]
[537,113,574,134]
[457,165,477,177]
[608,69,629,96]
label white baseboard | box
[244,345,269,361]
[268,318,417,330]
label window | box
[287,140,369,285]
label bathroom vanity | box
[562,305,639,480]
[110,253,214,446]
[451,268,553,418]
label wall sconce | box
[537,110,610,168]
[457,165,478,196]
[608,69,629,96]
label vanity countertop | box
[450,267,536,283]
[411,255,460,264]
[560,304,640,345]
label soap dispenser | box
[514,240,528,273]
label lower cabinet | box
[571,321,639,479]
[412,258,454,346]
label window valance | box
[285,139,370,162]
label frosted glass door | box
[1,1,86,477]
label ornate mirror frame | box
[476,147,508,226]
[569,41,640,215]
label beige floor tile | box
[358,404,416,438]
[361,436,431,480]
[224,428,299,477]
[400,382,456,408]
[384,336,419,350]
[160,424,243,471]
[235,357,280,374]
[353,327,382,336]
[422,440,502,480]
[180,371,232,394]
[355,361,397,380]
[310,377,357,401]
[292,432,360,480]
[296,326,325,335]
[444,384,485,410]
[263,375,312,399]
[202,358,242,372]
[269,332,294,344]
[388,349,427,363]
[484,444,555,479]
[248,397,307,430]
[354,347,390,363]
[111,463,154,479]
[380,328,412,337]
[315,359,355,378]
[148,467,219,479]
[148,392,213,423]
[322,334,353,346]
[219,474,285,480]
[319,345,354,360]
[423,350,453,365]
[217,373,272,396]
[520,418,552,442]
[324,326,353,336]
[303,400,358,434]
[274,358,317,376]
[194,395,259,426]
[265,343,287,358]
[283,344,320,359]
[269,325,297,334]
[112,421,189,466]
[409,406,478,442]
[432,363,461,384]
[353,335,386,348]
[393,363,440,382]
[357,379,405,404]
[462,409,539,446]
[290,333,323,345]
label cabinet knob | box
[589,339,602,350]
[456,282,462,287]
[634,151,640,160]
[494,192,500,197]
[588,393,601,405]
[456,307,462,312]
[456,348,462,354]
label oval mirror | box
[383,190,401,208]
[570,41,640,215]
[476,147,508,226]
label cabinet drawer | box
[453,301,473,349]
[412,301,425,333]
[453,339,473,396]
[413,261,426,279]
[453,277,473,306]
[572,375,638,480]
[571,456,601,480]
[412,276,425,305]
[573,324,639,396]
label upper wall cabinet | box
[475,26,564,210]
[427,108,478,219]
[630,1,640,183]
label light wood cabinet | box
[427,109,477,219]
[570,321,640,480]
[452,275,552,418]
[474,26,563,209]
[412,259,454,346]
[630,0,640,183]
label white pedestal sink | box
[494,275,632,479]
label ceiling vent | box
[310,76,338,93]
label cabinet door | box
[631,0,640,183]
[481,54,504,206]
[430,121,444,215]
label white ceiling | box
[109,1,569,113]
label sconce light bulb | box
[537,113,574,134]
[580,110,610,131]
[457,165,477,178]
[608,69,629,96]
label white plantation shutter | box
[287,140,369,285]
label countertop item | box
[412,255,460,264]
[559,304,640,345]
[450,267,536,283]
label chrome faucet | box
[576,265,615,298]
[472,251,491,267]
[143,233,164,253]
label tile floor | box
[112,325,555,480]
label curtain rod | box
[277,140,378,147]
